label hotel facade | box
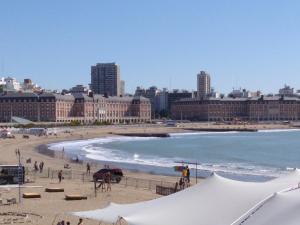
[171,96,300,121]
[0,93,151,124]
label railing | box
[156,185,177,196]
[33,145,177,191]
[24,167,176,192]
[119,176,175,191]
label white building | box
[0,77,41,93]
[279,85,294,97]
[155,88,168,112]
[0,77,5,85]
[3,77,21,92]
[228,88,253,98]
[208,88,220,98]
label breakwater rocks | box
[116,133,170,138]
[184,128,258,132]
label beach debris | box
[0,212,42,224]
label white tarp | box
[242,188,300,225]
[72,170,300,225]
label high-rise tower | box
[90,63,120,96]
[197,71,211,98]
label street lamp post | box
[16,149,22,203]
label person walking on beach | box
[182,167,187,179]
[34,161,39,172]
[86,163,91,175]
[105,172,112,192]
[58,170,63,183]
[77,218,84,225]
[186,166,190,184]
[39,161,44,173]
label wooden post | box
[94,180,97,197]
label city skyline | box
[1,1,300,94]
[1,71,299,96]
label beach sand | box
[0,123,293,224]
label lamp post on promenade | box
[15,149,22,203]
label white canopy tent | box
[72,169,300,225]
[241,188,300,225]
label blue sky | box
[1,0,300,94]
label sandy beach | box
[0,123,294,225]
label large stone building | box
[171,96,300,121]
[90,63,121,96]
[0,92,151,124]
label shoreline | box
[42,125,300,181]
[0,123,298,225]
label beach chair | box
[65,194,87,200]
[45,187,64,193]
[23,193,41,199]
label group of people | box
[97,172,112,192]
[34,161,44,173]
[179,166,190,190]
[57,218,84,225]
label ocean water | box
[48,129,300,181]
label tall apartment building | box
[197,71,211,98]
[90,63,120,96]
[155,88,168,112]
[120,80,125,96]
